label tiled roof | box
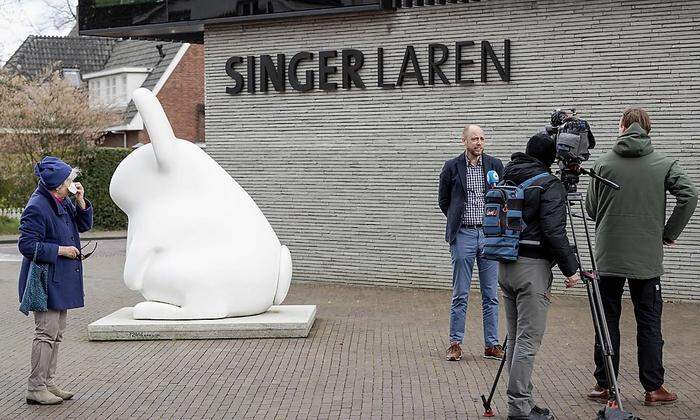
[104,40,183,122]
[4,34,185,128]
[3,35,116,77]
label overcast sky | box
[0,0,77,65]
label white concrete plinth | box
[88,305,316,341]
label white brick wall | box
[204,0,700,300]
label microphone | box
[486,170,500,187]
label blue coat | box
[18,183,93,310]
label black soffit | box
[78,0,481,43]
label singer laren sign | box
[224,40,510,95]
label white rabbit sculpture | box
[109,88,292,320]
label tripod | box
[563,167,625,412]
[480,336,508,417]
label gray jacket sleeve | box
[664,161,698,240]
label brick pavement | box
[0,240,698,419]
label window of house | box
[96,79,103,104]
[102,78,108,104]
[89,80,95,106]
[62,68,81,87]
[121,74,128,103]
[87,70,149,108]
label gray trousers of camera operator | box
[499,257,553,417]
[28,309,67,391]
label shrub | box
[0,147,130,230]
[81,147,131,230]
[0,215,19,235]
[0,156,36,208]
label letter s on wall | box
[225,56,244,95]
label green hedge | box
[81,148,131,230]
[0,147,131,230]
[0,215,19,235]
[0,167,36,208]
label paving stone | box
[0,240,698,419]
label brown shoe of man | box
[645,386,677,406]
[446,343,462,361]
[587,385,610,403]
[483,344,505,360]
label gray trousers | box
[498,257,553,417]
[28,309,67,391]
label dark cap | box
[526,133,556,167]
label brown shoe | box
[484,344,504,360]
[587,384,610,403]
[446,343,462,361]
[645,386,677,406]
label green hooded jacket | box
[586,123,698,279]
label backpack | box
[482,172,551,262]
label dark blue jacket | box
[18,183,93,310]
[438,153,504,244]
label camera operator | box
[585,108,698,406]
[499,133,580,420]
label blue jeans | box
[449,227,500,346]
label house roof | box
[3,35,116,77]
[104,40,184,122]
[4,34,187,130]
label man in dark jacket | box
[499,133,580,420]
[18,156,93,405]
[438,125,504,362]
[585,108,698,406]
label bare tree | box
[0,68,120,205]
[43,0,78,32]
[0,0,78,65]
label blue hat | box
[34,156,72,190]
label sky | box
[0,0,77,65]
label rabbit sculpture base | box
[109,88,294,320]
[87,305,316,341]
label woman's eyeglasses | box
[79,241,98,260]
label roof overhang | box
[82,67,152,80]
[78,0,393,42]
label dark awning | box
[79,0,392,42]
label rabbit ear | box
[132,88,175,170]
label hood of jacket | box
[503,152,552,185]
[613,122,654,158]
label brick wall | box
[140,43,205,144]
[204,0,700,300]
[101,131,141,148]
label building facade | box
[203,0,700,300]
[96,41,206,148]
[80,0,700,300]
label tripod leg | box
[568,197,625,411]
[589,273,624,409]
[585,278,616,395]
[481,336,508,417]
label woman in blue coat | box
[18,156,93,405]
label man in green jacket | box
[585,108,698,406]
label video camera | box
[541,109,598,192]
[544,109,596,164]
